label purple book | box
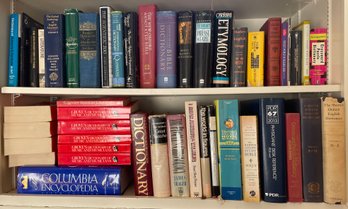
[281,19,290,86]
[156,11,177,88]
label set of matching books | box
[3,106,56,167]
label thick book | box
[310,28,328,85]
[156,11,177,88]
[166,114,190,197]
[58,135,131,144]
[285,113,303,202]
[4,122,56,139]
[290,30,302,85]
[17,166,131,195]
[58,153,131,165]
[58,144,131,153]
[212,11,233,87]
[177,11,194,88]
[185,101,203,198]
[4,105,56,123]
[230,27,248,87]
[29,27,39,87]
[79,13,101,88]
[280,19,290,86]
[260,17,281,86]
[293,20,310,85]
[5,138,53,155]
[215,99,242,200]
[130,113,154,196]
[247,31,264,87]
[44,14,65,87]
[194,11,214,88]
[240,116,260,202]
[57,120,131,135]
[321,97,346,204]
[111,11,125,87]
[124,12,139,88]
[138,4,157,88]
[56,97,130,107]
[38,28,45,87]
[148,114,171,197]
[8,13,21,87]
[9,153,55,167]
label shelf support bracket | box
[10,0,15,14]
[11,93,21,106]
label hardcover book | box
[230,27,248,87]
[111,11,125,87]
[4,105,56,123]
[58,144,131,153]
[57,120,131,135]
[10,153,55,167]
[310,28,327,85]
[58,153,131,166]
[290,30,302,85]
[8,13,21,87]
[247,32,264,87]
[281,19,291,86]
[38,28,45,87]
[29,27,39,87]
[56,97,130,107]
[58,135,131,144]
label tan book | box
[4,122,55,139]
[9,152,55,167]
[4,138,53,155]
[321,97,346,204]
[240,116,260,202]
[4,106,55,123]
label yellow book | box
[293,20,310,85]
[247,32,264,87]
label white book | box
[4,138,53,155]
[38,29,45,87]
[4,105,55,123]
[4,122,54,139]
[9,152,55,167]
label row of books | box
[7,5,328,89]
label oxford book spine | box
[212,11,233,87]
[8,13,20,87]
[230,27,248,87]
[30,27,39,87]
[38,29,45,87]
[111,11,125,87]
[177,11,194,88]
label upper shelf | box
[1,85,341,96]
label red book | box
[58,135,131,144]
[130,113,153,196]
[138,4,157,88]
[58,144,131,153]
[58,153,131,165]
[58,120,131,135]
[56,97,130,107]
[260,17,281,86]
[285,113,303,202]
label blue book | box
[17,166,131,195]
[8,13,20,87]
[79,13,101,88]
[214,99,242,200]
[44,14,65,87]
[111,11,125,87]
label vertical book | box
[111,11,125,87]
[293,21,310,85]
[8,13,21,87]
[38,28,45,87]
[310,28,327,85]
[230,27,248,87]
[247,32,264,87]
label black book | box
[30,27,39,87]
[193,11,214,88]
[177,11,194,88]
[230,27,248,87]
[290,30,302,85]
[124,12,139,88]
[212,11,233,87]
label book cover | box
[194,11,214,88]
[38,28,45,87]
[58,153,131,165]
[4,122,56,139]
[4,105,56,123]
[58,135,131,144]
[285,113,303,202]
[310,28,327,85]
[17,166,131,195]
[56,97,130,107]
[156,11,177,88]
[57,120,131,135]
[215,99,242,200]
[138,4,157,88]
[148,114,171,197]
[247,31,264,87]
[212,11,233,87]
[166,114,190,197]
[185,101,203,198]
[10,153,55,167]
[5,138,53,156]
[79,13,101,88]
[177,11,194,88]
[58,144,131,153]
[44,14,65,87]
[29,27,39,87]
[281,19,290,86]
[111,11,125,87]
[57,106,136,120]
[130,113,154,196]
[290,30,302,85]
[230,27,248,87]
[8,13,20,87]
[321,97,346,204]
[293,20,310,85]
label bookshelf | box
[0,0,347,208]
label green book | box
[64,8,80,87]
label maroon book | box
[138,4,157,88]
[130,113,154,196]
[285,113,303,202]
[260,17,281,86]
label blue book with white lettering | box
[8,13,20,87]
[17,166,131,195]
[111,11,125,87]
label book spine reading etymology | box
[230,27,248,87]
[111,11,125,87]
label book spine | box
[148,115,171,197]
[281,20,289,86]
[166,114,190,197]
[212,11,233,87]
[194,11,214,88]
[58,134,131,144]
[177,11,194,88]
[57,120,131,135]
[301,22,310,85]
[240,115,261,202]
[64,9,80,87]
[285,113,303,202]
[57,107,132,120]
[247,32,264,87]
[58,153,131,165]
[58,144,131,153]
[207,105,220,196]
[230,27,248,87]
[139,4,157,88]
[56,98,129,107]
[44,14,65,87]
[30,27,39,87]
[198,106,212,198]
[290,31,302,85]
[130,113,153,196]
[124,12,139,88]
[38,29,45,87]
[310,28,327,85]
[8,13,20,87]
[185,101,202,197]
[79,13,101,88]
[111,11,125,87]
[321,97,346,204]
[156,11,177,88]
